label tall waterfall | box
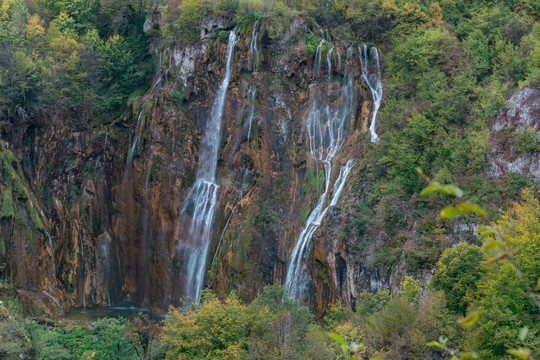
[285,45,356,300]
[178,30,238,303]
[359,45,383,143]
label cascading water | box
[79,225,86,309]
[285,44,356,300]
[101,242,112,306]
[46,230,53,254]
[359,45,383,143]
[250,19,259,70]
[178,30,238,304]
[44,290,64,315]
[246,88,256,145]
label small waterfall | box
[102,132,108,162]
[101,242,112,306]
[165,49,172,81]
[127,110,144,167]
[327,46,333,85]
[79,225,86,309]
[314,39,325,77]
[209,202,237,271]
[285,45,356,300]
[359,45,383,143]
[178,30,238,304]
[337,49,342,78]
[246,88,256,145]
[250,19,259,70]
[46,230,53,254]
[44,290,64,315]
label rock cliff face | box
[0,14,388,316]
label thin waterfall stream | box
[44,290,64,315]
[178,30,238,304]
[79,224,86,309]
[359,45,383,143]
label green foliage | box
[217,30,229,43]
[162,286,319,359]
[513,125,540,155]
[472,189,540,359]
[304,33,320,57]
[431,242,485,314]
[0,0,150,122]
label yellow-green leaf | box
[457,311,480,327]
[477,226,496,239]
[421,182,464,198]
[508,348,531,359]
[328,332,346,346]
[440,202,486,219]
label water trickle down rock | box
[126,54,163,167]
[359,45,383,143]
[177,30,238,304]
[250,19,259,71]
[79,224,86,309]
[285,43,356,300]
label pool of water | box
[57,303,167,322]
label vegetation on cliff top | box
[0,0,539,358]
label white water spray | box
[285,45,356,300]
[250,19,259,70]
[178,31,238,304]
[246,88,256,145]
[101,242,112,306]
[359,45,383,143]
[44,290,64,315]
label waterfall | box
[165,49,172,81]
[337,49,341,78]
[359,45,383,143]
[127,110,144,167]
[101,242,112,306]
[178,30,237,304]
[314,39,325,77]
[46,230,53,254]
[44,290,64,315]
[250,19,259,70]
[285,45,356,300]
[246,88,256,145]
[327,46,333,85]
[102,132,108,162]
[79,225,86,309]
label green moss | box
[1,189,15,218]
[26,202,44,231]
[300,204,310,226]
[25,225,34,252]
[0,237,5,256]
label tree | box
[431,242,485,315]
